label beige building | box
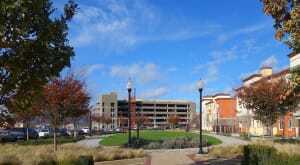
[93,92,196,130]
[93,92,118,130]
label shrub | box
[209,146,243,158]
[242,144,300,165]
[0,144,144,164]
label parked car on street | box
[38,128,51,138]
[9,128,38,140]
[0,129,17,142]
[81,127,90,134]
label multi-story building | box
[236,52,300,137]
[92,92,196,130]
[93,92,118,130]
[202,93,237,134]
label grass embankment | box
[100,130,222,146]
[0,144,144,164]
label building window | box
[288,119,292,128]
[279,119,284,129]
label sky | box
[53,0,290,109]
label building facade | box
[202,93,237,134]
[92,93,196,130]
[236,53,300,137]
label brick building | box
[202,93,237,134]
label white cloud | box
[141,87,168,98]
[70,0,221,53]
[110,63,161,83]
[167,67,178,72]
[261,55,278,68]
[85,64,104,75]
[217,23,268,43]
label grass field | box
[100,130,221,146]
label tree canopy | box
[260,0,300,53]
[0,0,77,107]
[237,77,296,128]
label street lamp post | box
[197,79,204,154]
[127,79,132,147]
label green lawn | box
[100,130,221,146]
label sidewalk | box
[148,152,195,165]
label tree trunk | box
[53,127,57,152]
[73,121,77,138]
[137,124,139,139]
[26,121,29,141]
[282,116,285,138]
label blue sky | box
[54,0,290,107]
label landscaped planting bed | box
[100,130,221,149]
[0,144,144,164]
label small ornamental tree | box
[37,75,90,151]
[237,77,296,137]
[136,114,149,139]
[101,113,113,130]
[7,90,41,140]
[91,113,102,131]
[167,115,179,129]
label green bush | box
[242,145,300,165]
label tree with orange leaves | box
[237,77,297,137]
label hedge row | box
[242,145,300,165]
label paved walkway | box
[76,137,101,148]
[146,134,248,165]
[207,133,249,147]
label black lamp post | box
[127,78,132,146]
[197,79,204,154]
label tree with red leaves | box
[37,74,90,151]
[167,115,179,129]
[237,77,297,137]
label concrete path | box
[207,134,249,147]
[95,158,145,165]
[146,133,248,165]
[76,137,101,148]
[148,152,194,165]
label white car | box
[81,127,90,134]
[38,129,50,138]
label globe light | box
[196,79,204,90]
[127,78,132,90]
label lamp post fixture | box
[127,78,132,147]
[196,79,204,154]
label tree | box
[260,0,300,52]
[7,90,41,140]
[167,115,179,129]
[237,77,296,137]
[136,114,148,139]
[91,113,102,131]
[0,0,77,112]
[37,75,90,151]
[101,113,113,130]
